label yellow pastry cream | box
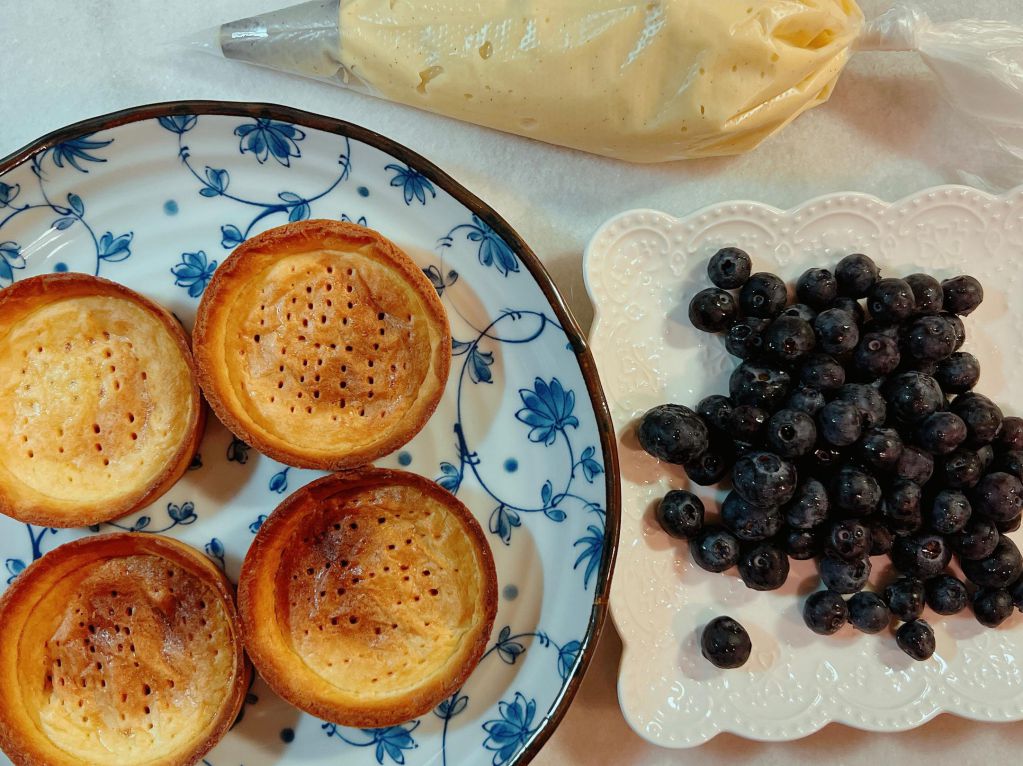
[336,0,863,161]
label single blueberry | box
[818,400,863,447]
[971,471,1023,523]
[927,489,972,534]
[885,577,926,621]
[803,590,849,635]
[906,315,957,362]
[656,490,705,539]
[925,574,969,615]
[917,412,967,455]
[858,427,904,472]
[949,517,1000,561]
[732,452,798,508]
[738,542,790,591]
[939,449,984,489]
[883,372,945,425]
[951,392,1004,448]
[814,308,860,355]
[895,446,935,485]
[867,278,916,325]
[904,273,944,315]
[853,332,901,378]
[831,465,882,516]
[819,554,871,594]
[973,587,1014,627]
[689,288,738,333]
[826,519,870,561]
[835,253,880,298]
[996,416,1023,452]
[783,479,830,529]
[797,268,839,309]
[721,492,783,541]
[697,395,734,433]
[881,479,923,535]
[638,404,709,464]
[729,362,792,412]
[766,315,816,364]
[798,354,846,392]
[941,275,984,316]
[739,272,788,319]
[701,616,752,669]
[725,316,772,360]
[766,409,817,459]
[848,591,891,633]
[707,247,752,289]
[961,537,1023,588]
[896,620,936,661]
[890,533,952,579]
[934,351,980,395]
[691,526,741,573]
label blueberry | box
[896,620,935,661]
[697,395,733,433]
[783,479,830,529]
[836,253,880,298]
[881,480,924,535]
[950,393,1003,447]
[939,449,984,489]
[689,288,738,333]
[971,472,1023,523]
[692,526,741,573]
[732,452,797,507]
[961,537,1023,588]
[725,317,772,360]
[819,554,871,594]
[907,315,957,362]
[738,542,790,591]
[818,400,863,447]
[784,529,819,560]
[973,587,1014,627]
[766,409,817,458]
[917,412,967,455]
[786,386,827,416]
[928,489,972,534]
[814,309,860,355]
[858,427,904,472]
[707,247,752,289]
[891,533,952,579]
[729,404,769,443]
[831,296,866,325]
[883,372,945,425]
[941,275,984,316]
[781,303,818,323]
[656,490,705,539]
[868,521,895,556]
[992,450,1023,482]
[996,515,1021,534]
[848,591,891,633]
[904,273,944,315]
[798,354,846,392]
[934,352,980,395]
[701,616,752,669]
[831,465,883,516]
[867,278,916,325]
[996,417,1023,451]
[949,517,1000,561]
[925,574,969,615]
[896,446,935,485]
[885,577,925,621]
[684,440,734,486]
[827,519,870,561]
[803,590,849,635]
[942,312,967,350]
[740,272,788,319]
[797,268,839,309]
[638,405,710,464]
[729,362,792,411]
[837,384,887,429]
[765,316,816,363]
[853,332,901,378]
[721,492,783,541]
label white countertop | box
[5,1,1023,763]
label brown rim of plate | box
[0,273,206,527]
[192,219,452,471]
[0,101,621,766]
[237,467,498,728]
[0,532,250,766]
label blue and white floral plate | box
[0,102,618,766]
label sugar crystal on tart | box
[0,533,249,766]
[193,220,451,470]
[238,468,498,727]
[0,274,204,527]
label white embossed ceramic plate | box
[0,102,618,766]
[584,187,1023,747]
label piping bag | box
[184,1,1023,173]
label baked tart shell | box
[238,468,498,728]
[0,274,205,527]
[0,533,249,766]
[193,220,451,470]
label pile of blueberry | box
[640,248,1023,668]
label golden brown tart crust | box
[0,533,249,766]
[239,468,498,727]
[0,273,205,527]
[193,220,451,470]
